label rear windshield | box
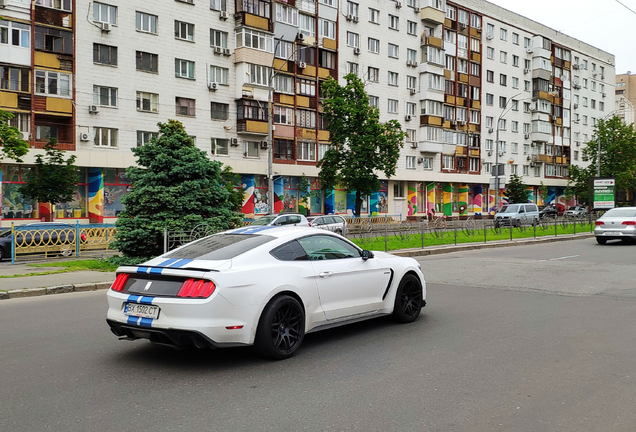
[251,216,277,226]
[604,209,636,218]
[164,234,275,260]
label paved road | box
[1,238,635,432]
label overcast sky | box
[486,0,636,75]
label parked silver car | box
[594,207,636,244]
[564,206,587,218]
[494,204,540,227]
[307,215,347,235]
[250,214,310,227]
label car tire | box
[335,228,343,235]
[0,248,4,262]
[596,237,607,245]
[254,295,305,360]
[392,274,423,323]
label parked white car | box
[594,207,636,244]
[249,213,309,227]
[106,226,426,359]
[307,215,347,235]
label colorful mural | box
[324,188,334,214]
[443,183,453,216]
[407,183,417,216]
[334,188,347,213]
[458,184,469,215]
[526,187,535,204]
[378,181,388,213]
[472,184,483,215]
[274,177,284,213]
[88,167,104,223]
[425,182,435,216]
[369,192,379,215]
[241,174,255,215]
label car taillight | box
[595,221,604,226]
[622,221,636,225]
[111,273,129,292]
[177,279,216,298]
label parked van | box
[494,204,540,227]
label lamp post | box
[494,92,522,210]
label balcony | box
[420,6,445,25]
[237,120,268,135]
[420,115,443,127]
[422,36,443,49]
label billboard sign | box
[590,178,615,210]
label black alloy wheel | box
[393,274,423,323]
[255,295,305,360]
[596,237,607,245]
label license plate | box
[604,231,621,236]
[124,303,160,319]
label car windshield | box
[499,205,520,213]
[603,209,636,218]
[0,230,10,238]
[164,234,275,260]
[568,206,577,210]
[250,216,277,226]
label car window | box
[518,207,525,213]
[297,235,361,260]
[604,209,636,218]
[504,205,520,213]
[270,240,308,261]
[251,216,277,226]
[324,216,335,224]
[164,234,275,260]
[288,216,301,224]
[334,216,345,224]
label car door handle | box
[319,271,334,278]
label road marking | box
[539,255,580,262]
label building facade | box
[0,0,616,227]
[615,73,636,128]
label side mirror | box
[362,250,374,261]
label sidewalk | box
[0,232,594,300]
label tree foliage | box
[0,110,29,162]
[19,138,78,206]
[318,73,407,216]
[504,174,529,204]
[112,120,243,258]
[569,116,636,205]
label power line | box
[615,0,636,15]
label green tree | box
[538,181,549,205]
[19,138,78,220]
[0,110,29,162]
[570,116,636,205]
[298,174,312,216]
[111,120,243,258]
[504,174,529,204]
[318,73,407,216]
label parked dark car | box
[0,223,87,261]
[539,205,558,219]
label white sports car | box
[106,226,426,359]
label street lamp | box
[494,92,522,210]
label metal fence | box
[10,222,117,263]
[341,214,597,252]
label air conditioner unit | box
[488,128,494,133]
[459,121,466,126]
[572,64,579,70]
[223,48,231,56]
[406,60,412,67]
[529,102,537,111]
[526,47,533,54]
[523,68,530,74]
[573,84,581,90]
[529,162,536,167]
[88,105,99,113]
[524,133,530,139]
[560,75,567,81]
[411,61,418,67]
[208,82,218,91]
[260,140,269,149]
[353,16,359,23]
[411,143,418,149]
[296,33,305,43]
[353,47,361,55]
[409,88,417,95]
[602,92,606,98]
[230,138,239,146]
[100,22,111,32]
[459,23,467,30]
[20,131,29,141]
[576,141,580,147]
[346,14,353,21]
[450,120,457,126]
[487,150,493,156]
[219,11,229,20]
[0,0,6,8]
[298,61,307,69]
[526,156,531,161]
[414,7,420,13]
[531,155,539,162]
[573,103,579,109]
[405,114,413,121]
[485,32,494,40]
[601,75,605,80]
[80,133,91,142]
[417,156,424,163]
[395,1,402,8]
[214,46,222,55]
[592,72,598,77]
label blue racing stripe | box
[136,267,150,274]
[149,267,163,275]
[139,296,154,305]
[157,258,179,267]
[139,318,153,327]
[126,316,140,325]
[169,259,193,268]
[127,294,141,303]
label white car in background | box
[594,207,636,244]
[307,215,348,235]
[106,226,426,359]
[249,214,309,227]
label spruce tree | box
[504,174,530,204]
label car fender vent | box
[382,269,395,300]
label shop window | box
[103,168,131,217]
[55,168,88,218]
[1,165,37,220]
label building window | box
[406,156,416,169]
[210,0,227,11]
[346,31,359,47]
[296,109,316,128]
[34,70,71,97]
[442,155,454,170]
[136,91,159,112]
[274,139,294,160]
[486,70,494,83]
[273,74,293,93]
[487,47,494,59]
[296,78,316,96]
[93,85,117,107]
[211,102,229,120]
[210,66,229,85]
[388,14,399,30]
[485,93,494,106]
[175,97,196,116]
[1,21,30,48]
[237,99,267,121]
[275,3,298,25]
[244,141,259,158]
[500,28,507,41]
[235,27,274,52]
[137,131,158,147]
[388,43,399,58]
[136,51,158,72]
[422,157,433,170]
[211,29,228,48]
[94,127,118,147]
[35,26,72,54]
[0,66,30,92]
[175,20,195,41]
[318,143,331,160]
[407,75,417,90]
[367,38,380,54]
[318,18,336,39]
[94,2,117,25]
[299,14,315,37]
[94,43,117,66]
[369,8,379,23]
[298,141,316,161]
[388,99,398,113]
[393,181,405,198]
[469,157,479,172]
[500,51,507,64]
[388,71,399,86]
[211,138,229,155]
[175,59,195,79]
[369,96,379,108]
[275,39,292,59]
[35,0,72,12]
[346,1,359,17]
[247,63,271,86]
[368,67,379,82]
[274,106,294,125]
[136,12,157,34]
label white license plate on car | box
[124,303,160,319]
[604,231,621,236]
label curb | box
[391,233,594,257]
[2,281,113,300]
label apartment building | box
[615,73,636,128]
[0,0,615,227]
